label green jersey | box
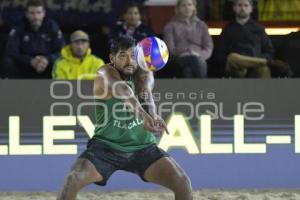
[92,76,156,152]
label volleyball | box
[135,36,169,72]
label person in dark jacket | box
[109,1,154,42]
[223,0,258,21]
[215,0,290,78]
[3,0,65,79]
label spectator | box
[109,1,154,42]
[52,30,104,80]
[163,0,213,78]
[215,0,291,78]
[223,0,258,21]
[259,0,300,21]
[3,0,65,79]
[277,31,300,77]
[0,15,4,79]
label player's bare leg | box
[57,158,103,200]
[144,157,193,200]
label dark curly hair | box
[110,35,136,55]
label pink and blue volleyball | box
[135,36,169,72]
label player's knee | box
[65,171,85,188]
[181,173,192,193]
[172,172,192,194]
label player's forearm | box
[144,92,157,117]
[147,103,157,118]
[136,70,157,117]
[127,96,150,119]
[114,82,149,118]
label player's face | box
[111,47,138,75]
[71,40,90,59]
[233,0,253,19]
[178,0,196,18]
[123,7,141,27]
[26,6,45,28]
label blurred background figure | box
[277,30,300,77]
[162,0,213,78]
[109,1,155,42]
[259,0,300,21]
[3,0,65,79]
[214,0,291,78]
[223,0,258,21]
[0,14,3,79]
[52,30,104,80]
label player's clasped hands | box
[142,113,169,135]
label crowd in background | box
[199,0,300,21]
[0,0,298,79]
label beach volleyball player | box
[57,36,193,200]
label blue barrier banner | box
[1,0,146,27]
[0,80,300,190]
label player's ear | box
[109,53,115,64]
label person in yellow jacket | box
[52,30,104,80]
